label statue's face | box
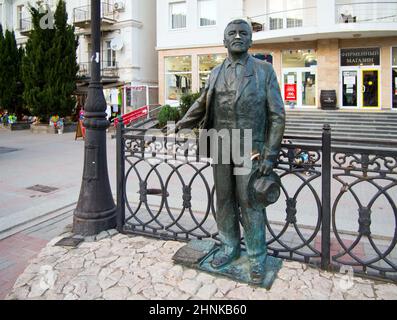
[223,22,252,54]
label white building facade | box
[0,0,159,115]
[157,0,397,110]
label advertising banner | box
[284,84,297,101]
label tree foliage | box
[0,25,24,116]
[22,1,78,122]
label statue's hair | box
[225,19,252,32]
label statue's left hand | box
[259,160,274,176]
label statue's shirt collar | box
[225,54,250,69]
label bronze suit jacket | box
[176,55,285,165]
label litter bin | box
[320,90,337,110]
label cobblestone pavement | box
[6,231,397,300]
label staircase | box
[285,109,397,147]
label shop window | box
[198,53,226,90]
[198,0,216,27]
[165,56,192,103]
[170,1,187,29]
[282,49,317,68]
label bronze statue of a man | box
[175,19,285,284]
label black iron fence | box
[116,123,397,281]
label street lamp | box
[73,0,117,235]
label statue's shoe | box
[210,248,240,269]
[250,260,266,285]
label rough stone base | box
[173,240,282,290]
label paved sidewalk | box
[6,231,397,300]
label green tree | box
[43,0,79,118]
[0,28,24,116]
[22,5,56,122]
[0,24,5,110]
[23,1,78,122]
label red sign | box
[284,84,297,101]
[114,106,149,127]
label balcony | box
[335,1,397,24]
[18,18,32,36]
[78,61,119,82]
[73,2,116,29]
[248,6,317,33]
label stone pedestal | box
[173,240,282,290]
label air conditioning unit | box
[114,1,125,12]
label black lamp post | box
[73,0,117,235]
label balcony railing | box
[73,2,116,28]
[78,61,119,79]
[249,6,317,32]
[336,1,397,24]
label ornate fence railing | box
[116,123,397,281]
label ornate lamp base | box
[173,240,282,290]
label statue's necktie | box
[226,64,239,90]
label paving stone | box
[7,235,397,301]
[13,273,36,289]
[64,293,79,300]
[126,294,147,300]
[108,229,119,237]
[142,287,157,299]
[164,265,184,284]
[374,283,397,300]
[130,278,152,295]
[178,279,202,296]
[196,284,217,300]
[96,231,110,241]
[6,285,30,300]
[226,286,255,300]
[182,269,198,279]
[165,288,191,300]
[196,273,216,284]
[154,283,174,298]
[103,286,130,300]
[248,289,269,300]
[28,280,48,298]
[214,278,237,295]
[98,269,123,291]
[277,268,297,281]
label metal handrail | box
[335,1,397,23]
[73,2,115,24]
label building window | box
[199,53,226,89]
[198,0,216,27]
[392,47,397,109]
[165,55,192,103]
[17,5,24,30]
[170,1,187,29]
[106,41,116,67]
[282,49,317,68]
[267,0,316,30]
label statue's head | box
[223,19,253,55]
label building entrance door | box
[340,67,380,108]
[282,67,317,108]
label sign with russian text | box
[284,84,297,101]
[340,48,380,66]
